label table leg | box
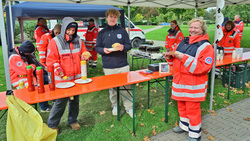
[147,81,150,109]
[228,64,232,99]
[117,87,120,121]
[131,56,134,71]
[165,77,169,123]
[132,84,135,134]
[243,61,248,92]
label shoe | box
[126,109,135,118]
[51,127,59,134]
[112,106,117,116]
[70,122,81,130]
[40,106,52,112]
[173,126,185,133]
[186,137,199,141]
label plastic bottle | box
[36,66,45,93]
[18,80,25,89]
[26,65,35,91]
[48,65,55,91]
[81,60,87,80]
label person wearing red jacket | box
[234,15,244,41]
[9,40,51,112]
[85,18,99,68]
[165,20,184,51]
[164,18,214,141]
[39,24,61,67]
[34,18,49,49]
[217,20,240,55]
[46,17,89,133]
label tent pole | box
[8,1,15,48]
[127,1,131,65]
[0,0,12,90]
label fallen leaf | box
[218,93,225,96]
[136,83,139,86]
[147,109,155,114]
[141,104,144,108]
[168,102,172,105]
[202,128,208,134]
[140,123,145,127]
[208,110,217,116]
[111,124,114,128]
[244,118,250,121]
[144,136,151,141]
[106,129,110,132]
[139,113,142,117]
[161,118,165,122]
[245,83,250,88]
[174,121,178,127]
[139,85,143,88]
[226,108,232,112]
[210,113,217,116]
[168,112,170,116]
[224,100,230,104]
[207,134,215,140]
[225,84,228,88]
[212,100,215,103]
[129,131,135,136]
[235,90,244,94]
[99,110,106,115]
[152,128,157,135]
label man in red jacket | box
[34,18,49,48]
[85,18,98,68]
[234,15,244,42]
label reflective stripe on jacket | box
[234,19,244,39]
[33,23,49,48]
[217,29,240,55]
[166,34,214,101]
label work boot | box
[186,137,199,141]
[70,122,81,130]
[51,127,59,134]
[173,126,185,133]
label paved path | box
[143,25,164,34]
[151,97,250,141]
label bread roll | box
[112,43,120,50]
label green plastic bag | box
[6,95,57,141]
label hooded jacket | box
[166,34,214,102]
[95,24,131,69]
[217,28,240,55]
[46,17,87,84]
[165,27,184,51]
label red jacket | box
[46,36,87,84]
[33,23,49,48]
[85,24,98,51]
[165,27,184,51]
[9,48,36,88]
[234,19,244,39]
[166,34,214,102]
[217,28,240,55]
[38,32,53,66]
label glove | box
[55,67,65,77]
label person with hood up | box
[46,17,89,133]
[165,20,184,51]
[163,18,214,141]
[38,23,61,67]
[9,40,52,112]
[217,20,240,55]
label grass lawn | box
[1,25,250,140]
[144,24,250,48]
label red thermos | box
[26,65,35,92]
[36,66,45,93]
[48,65,55,91]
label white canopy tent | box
[1,0,249,110]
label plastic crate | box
[222,65,249,88]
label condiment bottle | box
[81,60,87,80]
[48,65,55,91]
[26,65,35,91]
[36,66,45,93]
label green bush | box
[182,21,188,25]
[210,21,215,24]
[23,20,37,41]
[205,20,211,24]
[134,21,147,25]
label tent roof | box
[5,0,250,8]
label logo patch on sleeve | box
[117,34,122,39]
[205,57,212,64]
[39,40,43,44]
[17,61,23,67]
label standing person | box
[234,15,244,41]
[85,18,98,68]
[46,17,89,133]
[217,20,240,55]
[165,20,184,51]
[34,18,49,49]
[9,40,52,112]
[95,9,134,118]
[163,18,214,141]
[39,23,61,67]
